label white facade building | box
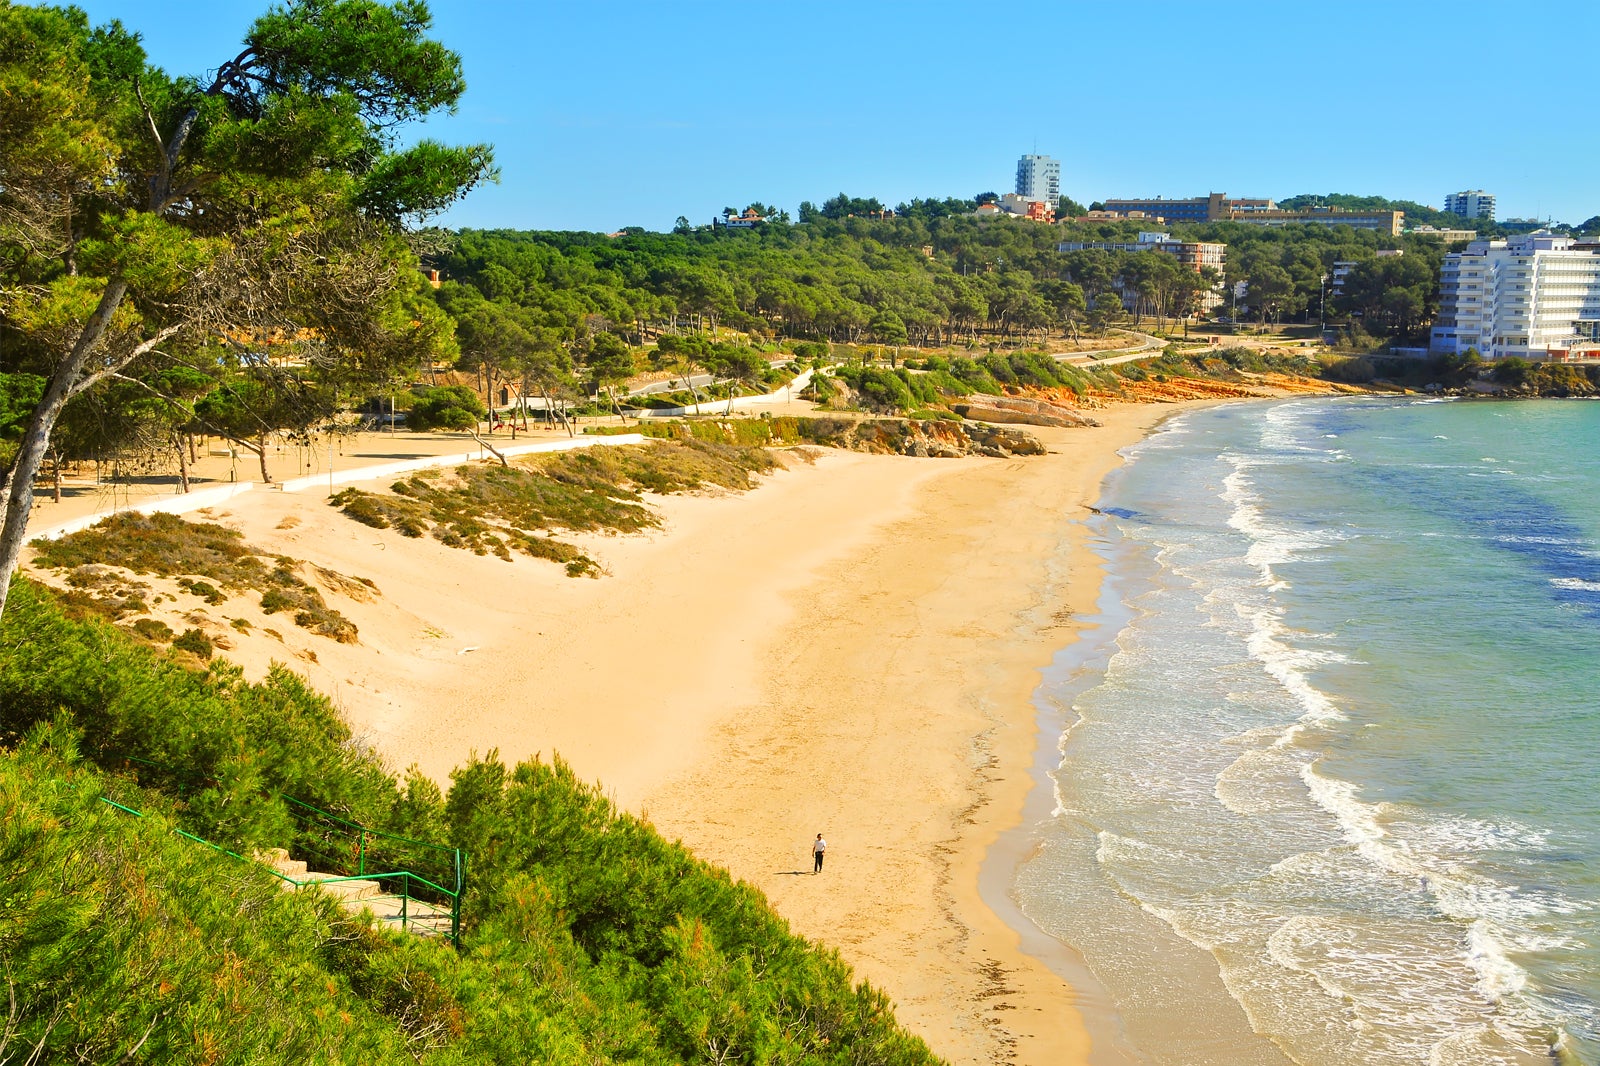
[1015,154,1060,204]
[1443,189,1496,221]
[1430,233,1600,358]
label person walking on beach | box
[813,833,827,874]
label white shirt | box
[813,837,827,854]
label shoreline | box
[637,403,1196,1064]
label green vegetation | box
[428,206,1460,372]
[810,347,1323,416]
[331,440,777,575]
[405,386,489,431]
[606,415,1043,459]
[33,512,359,642]
[0,0,494,622]
[1318,349,1600,396]
[0,583,938,1064]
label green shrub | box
[331,441,774,575]
[177,577,226,604]
[131,617,174,642]
[36,514,359,643]
[405,385,486,431]
[171,627,214,659]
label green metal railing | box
[90,751,465,945]
[280,795,464,943]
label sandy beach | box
[22,403,1185,1064]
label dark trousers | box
[814,851,824,873]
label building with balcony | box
[1015,154,1060,205]
[1430,233,1600,359]
[1443,190,1496,221]
[1408,225,1478,242]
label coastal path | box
[29,432,646,542]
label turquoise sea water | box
[1018,397,1600,1065]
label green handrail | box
[87,753,466,945]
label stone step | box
[251,848,452,939]
[298,872,383,902]
[350,894,454,937]
[251,847,309,879]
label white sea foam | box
[1292,761,1570,1045]
[1467,921,1528,1003]
[1410,816,1550,855]
[1496,534,1587,547]
[1300,761,1389,849]
[1094,829,1162,867]
[1215,747,1302,815]
[1043,396,1597,1064]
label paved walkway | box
[26,426,644,541]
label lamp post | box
[1320,273,1328,331]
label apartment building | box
[1443,190,1496,221]
[1430,233,1600,358]
[1015,154,1061,204]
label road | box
[1058,330,1166,367]
[628,373,715,397]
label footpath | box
[27,427,644,541]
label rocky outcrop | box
[952,394,1101,428]
[832,418,1045,459]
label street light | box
[1319,273,1328,331]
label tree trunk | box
[0,279,129,620]
[175,433,190,493]
[683,362,706,409]
[469,429,508,467]
[256,434,272,483]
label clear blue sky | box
[73,0,1600,233]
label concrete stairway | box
[255,847,454,938]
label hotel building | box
[1430,233,1600,359]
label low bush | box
[35,513,361,643]
[171,627,214,659]
[330,441,774,574]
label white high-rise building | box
[1015,154,1060,204]
[1430,233,1600,358]
[1443,189,1496,220]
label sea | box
[1015,396,1600,1065]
